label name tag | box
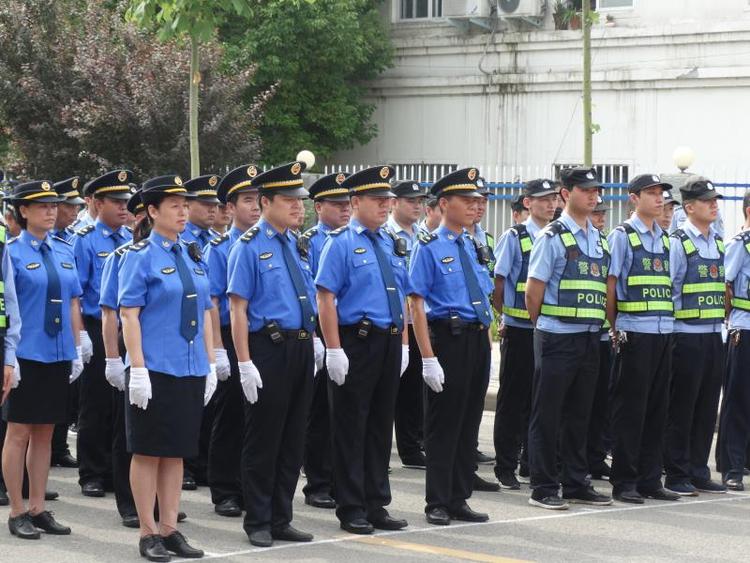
[61,262,74,269]
[26,262,41,270]
[354,248,367,254]
[441,256,454,264]
[194,268,205,275]
[259,252,273,260]
[97,251,110,258]
[161,267,176,275]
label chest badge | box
[26,262,41,270]
[259,252,273,260]
[161,267,176,275]
[97,251,110,258]
[194,268,205,275]
[441,256,455,264]
[60,262,74,269]
[354,247,367,254]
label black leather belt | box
[429,318,487,332]
[255,328,312,341]
[340,323,401,336]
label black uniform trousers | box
[425,322,490,511]
[329,326,401,524]
[303,362,333,499]
[609,332,672,494]
[493,325,533,474]
[51,379,77,461]
[185,387,217,486]
[77,316,113,488]
[529,330,599,499]
[394,326,424,462]
[208,325,244,506]
[587,338,612,471]
[112,385,136,517]
[241,332,313,533]
[719,330,750,481]
[665,332,723,486]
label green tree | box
[222,0,393,166]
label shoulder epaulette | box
[114,242,132,257]
[735,230,750,243]
[619,223,634,234]
[65,226,76,236]
[125,225,133,233]
[76,224,95,237]
[240,226,260,243]
[671,228,686,240]
[131,240,149,252]
[52,235,72,246]
[418,231,438,245]
[297,227,319,259]
[210,232,230,247]
[301,226,320,240]
[509,223,527,237]
[544,219,564,237]
[329,225,349,237]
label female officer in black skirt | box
[118,176,216,561]
[2,180,85,539]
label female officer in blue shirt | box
[2,180,83,539]
[118,176,216,561]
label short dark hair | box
[743,190,750,219]
[426,197,439,210]
[258,191,276,211]
[11,203,28,230]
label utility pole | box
[582,0,593,167]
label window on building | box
[400,0,442,19]
[595,0,634,9]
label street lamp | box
[672,146,696,173]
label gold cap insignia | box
[41,181,51,191]
[72,178,79,189]
[379,167,390,179]
[291,162,302,175]
[247,166,257,178]
[336,173,346,185]
[467,168,477,181]
[118,171,128,183]
[208,175,218,187]
[174,176,183,186]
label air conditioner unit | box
[497,0,544,18]
[443,0,493,19]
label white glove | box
[10,361,20,389]
[214,348,231,381]
[313,337,325,374]
[129,367,152,410]
[105,357,126,391]
[70,346,84,383]
[79,330,93,364]
[325,348,349,386]
[238,360,263,404]
[204,364,218,406]
[422,356,444,393]
[400,345,410,377]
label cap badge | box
[118,171,128,182]
[586,172,595,180]
[41,181,51,191]
[652,175,660,182]
[72,178,79,189]
[379,166,390,179]
[543,181,551,190]
[174,176,183,186]
[208,176,218,187]
[707,182,715,190]
[247,166,258,177]
[335,173,346,185]
[412,183,419,191]
[291,162,302,175]
[468,168,477,181]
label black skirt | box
[2,359,71,424]
[125,369,204,458]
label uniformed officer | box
[671,185,724,238]
[298,171,352,509]
[511,193,529,225]
[181,175,220,248]
[408,167,494,525]
[665,177,727,495]
[659,189,678,232]
[75,170,134,498]
[492,179,557,490]
[315,165,410,535]
[204,165,260,518]
[227,161,317,547]
[525,167,612,510]
[119,175,216,561]
[607,173,679,504]
[420,196,442,234]
[3,180,80,539]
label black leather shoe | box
[45,490,59,501]
[139,534,171,562]
[0,489,8,506]
[401,453,427,470]
[448,503,489,522]
[304,492,336,509]
[723,478,744,491]
[639,487,680,501]
[30,510,71,535]
[590,462,611,480]
[518,463,530,478]
[528,496,569,510]
[178,511,187,523]
[368,512,408,530]
[496,469,521,490]
[248,529,273,547]
[271,525,313,542]
[81,482,105,497]
[613,490,644,504]
[8,512,40,540]
[51,452,78,468]
[340,518,374,535]
[473,474,500,492]
[476,450,495,465]
[425,507,450,525]
[563,486,613,506]
[215,498,242,517]
[122,514,140,528]
[162,531,204,558]
[181,475,197,491]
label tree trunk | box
[189,34,200,177]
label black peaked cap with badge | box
[140,175,194,205]
[84,169,134,200]
[392,179,429,199]
[54,176,85,205]
[184,174,221,204]
[523,179,557,198]
[217,164,260,204]
[127,188,145,215]
[680,176,723,201]
[511,193,527,213]
[628,173,673,194]
[7,180,65,203]
[308,172,351,202]
[341,165,396,197]
[431,167,483,198]
[663,190,678,206]
[559,167,602,190]
[476,176,490,197]
[251,161,309,198]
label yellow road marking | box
[354,535,531,562]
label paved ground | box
[1,409,748,563]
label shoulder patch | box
[329,225,349,237]
[52,235,73,246]
[131,240,150,252]
[210,232,230,247]
[240,226,260,243]
[302,226,320,239]
[671,228,687,240]
[114,242,133,257]
[125,225,133,233]
[544,220,564,237]
[76,224,95,237]
[418,231,438,245]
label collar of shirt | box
[256,217,294,243]
[316,221,334,235]
[627,214,664,238]
[386,216,415,238]
[95,219,126,240]
[682,218,715,242]
[523,217,545,239]
[228,225,245,240]
[185,221,208,239]
[350,217,385,238]
[19,229,52,252]
[559,210,594,236]
[436,224,464,242]
[151,230,180,253]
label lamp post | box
[672,146,696,174]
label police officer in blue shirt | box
[492,178,556,490]
[75,169,134,498]
[315,165,410,535]
[181,175,220,248]
[409,167,494,526]
[3,180,81,539]
[297,171,351,510]
[525,167,612,510]
[607,174,679,504]
[203,165,260,518]
[671,188,724,238]
[119,175,216,561]
[51,177,85,244]
[664,177,727,496]
[227,161,317,548]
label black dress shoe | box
[425,507,450,525]
[215,498,242,517]
[162,531,204,558]
[30,510,71,535]
[473,474,500,492]
[8,512,41,540]
[122,514,140,528]
[401,453,427,470]
[476,450,495,465]
[248,529,273,547]
[0,489,8,506]
[496,469,521,490]
[639,487,680,501]
[139,534,171,562]
[368,513,408,530]
[81,482,105,497]
[613,490,644,504]
[723,478,744,491]
[518,463,530,478]
[271,525,313,542]
[304,492,336,509]
[563,486,613,506]
[340,518,374,535]
[181,476,197,491]
[178,511,187,523]
[448,503,489,522]
[51,452,78,468]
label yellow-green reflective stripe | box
[682,238,697,254]
[682,282,725,294]
[520,237,532,253]
[559,280,606,292]
[0,316,6,328]
[515,282,527,292]
[717,239,725,253]
[663,235,670,250]
[560,232,576,247]
[541,305,606,320]
[731,297,750,311]
[0,226,5,243]
[503,305,531,320]
[0,281,4,292]
[626,275,671,286]
[744,242,750,254]
[628,232,641,248]
[617,301,674,313]
[674,309,725,320]
[601,238,610,253]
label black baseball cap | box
[392,180,429,199]
[628,173,673,194]
[560,167,602,190]
[663,190,678,206]
[680,177,723,201]
[523,179,557,198]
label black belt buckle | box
[265,321,284,345]
[298,330,310,340]
[449,314,463,336]
[357,318,372,340]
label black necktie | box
[456,237,491,323]
[171,245,199,342]
[365,230,403,327]
[280,235,316,332]
[40,243,62,336]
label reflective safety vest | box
[541,221,610,325]
[0,225,6,333]
[616,223,673,316]
[502,224,533,320]
[671,229,725,323]
[729,231,750,313]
